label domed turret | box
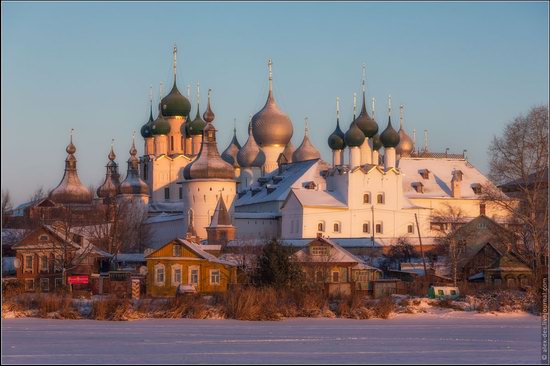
[282,141,295,163]
[396,105,414,157]
[221,119,241,168]
[371,133,383,151]
[159,44,191,118]
[49,130,93,205]
[183,100,235,180]
[354,68,378,138]
[140,94,154,138]
[237,120,265,168]
[118,135,149,196]
[380,96,400,148]
[293,118,321,162]
[328,97,346,151]
[188,83,207,136]
[97,142,121,202]
[203,89,215,123]
[251,59,293,146]
[344,94,366,147]
[151,112,171,135]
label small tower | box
[344,93,365,168]
[118,133,149,205]
[206,194,237,249]
[293,117,321,162]
[221,118,242,179]
[151,83,171,155]
[187,82,207,155]
[237,117,265,190]
[354,65,378,165]
[97,141,121,204]
[328,97,346,167]
[380,96,400,170]
[451,169,463,198]
[49,130,93,205]
[370,98,382,165]
[140,86,155,156]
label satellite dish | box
[139,266,148,276]
[13,258,21,269]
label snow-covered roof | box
[235,159,322,207]
[145,212,186,224]
[399,157,499,199]
[175,238,235,267]
[147,201,184,214]
[287,188,347,208]
[113,253,145,262]
[233,212,281,219]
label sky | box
[1,1,548,206]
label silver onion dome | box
[396,105,414,157]
[49,133,93,205]
[97,143,121,202]
[221,122,241,168]
[293,119,321,162]
[237,121,265,168]
[251,59,293,146]
[282,141,296,163]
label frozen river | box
[1,312,542,364]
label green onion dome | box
[380,116,400,148]
[188,109,207,136]
[371,133,383,151]
[328,117,346,150]
[151,112,171,135]
[140,107,154,138]
[354,93,378,138]
[180,113,192,137]
[344,121,365,147]
[160,82,191,118]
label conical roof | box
[49,134,93,205]
[209,195,232,227]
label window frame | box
[154,264,165,286]
[25,255,34,273]
[363,193,371,204]
[376,193,385,204]
[40,278,49,292]
[39,255,49,273]
[210,269,221,286]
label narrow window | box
[173,268,182,285]
[376,223,383,234]
[164,187,170,200]
[40,278,49,292]
[317,222,324,232]
[210,270,220,285]
[332,271,340,283]
[170,136,174,151]
[40,256,48,272]
[190,269,199,286]
[480,203,486,216]
[25,279,34,291]
[179,187,183,200]
[156,267,165,285]
[363,223,370,233]
[143,163,148,180]
[25,255,33,272]
[407,224,414,234]
[172,244,182,257]
[363,193,370,204]
[333,223,340,233]
[377,194,384,204]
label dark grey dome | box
[328,117,346,150]
[380,116,400,148]
[344,121,365,147]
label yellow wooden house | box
[145,238,237,297]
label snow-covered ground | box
[1,312,541,364]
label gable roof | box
[145,238,235,266]
[282,188,347,210]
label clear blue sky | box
[2,1,548,206]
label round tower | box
[187,82,207,155]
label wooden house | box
[292,236,382,296]
[145,238,237,297]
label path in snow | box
[1,312,542,364]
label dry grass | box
[373,296,395,319]
[224,287,280,320]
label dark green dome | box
[371,133,383,151]
[140,107,154,138]
[354,94,378,138]
[328,117,346,150]
[160,83,191,118]
[151,113,171,135]
[344,121,365,147]
[180,113,192,136]
[380,117,400,148]
[188,109,206,136]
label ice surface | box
[1,312,541,364]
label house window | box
[376,223,383,234]
[363,193,371,204]
[172,266,182,286]
[164,187,170,200]
[333,222,340,233]
[39,256,48,272]
[25,279,34,291]
[315,271,324,283]
[472,183,482,195]
[39,235,49,241]
[407,224,414,234]
[377,193,385,204]
[179,187,183,200]
[155,265,165,286]
[173,244,182,257]
[40,278,49,292]
[25,255,33,272]
[317,222,325,232]
[55,278,63,289]
[363,223,370,233]
[332,271,340,283]
[189,268,199,286]
[311,246,329,256]
[210,270,220,285]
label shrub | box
[224,287,280,320]
[374,296,395,319]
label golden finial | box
[304,116,309,135]
[196,81,200,106]
[413,129,417,148]
[173,43,177,78]
[187,84,191,98]
[268,59,273,92]
[362,64,366,93]
[399,104,404,128]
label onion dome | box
[49,131,93,205]
[237,120,265,168]
[183,105,235,180]
[203,89,215,123]
[221,119,241,168]
[396,105,414,157]
[188,83,207,136]
[293,118,321,162]
[344,121,365,148]
[371,133,383,151]
[380,96,400,148]
[97,143,121,201]
[159,44,191,118]
[118,136,149,195]
[140,96,154,138]
[251,59,293,146]
[282,141,295,163]
[328,97,346,150]
[151,112,171,135]
[354,68,378,138]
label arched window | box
[407,224,414,234]
[363,223,370,233]
[377,193,385,204]
[333,222,340,233]
[363,193,371,204]
[375,223,383,234]
[317,222,325,232]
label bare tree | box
[431,204,470,286]
[483,105,549,284]
[2,189,13,226]
[28,186,47,203]
[386,237,418,264]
